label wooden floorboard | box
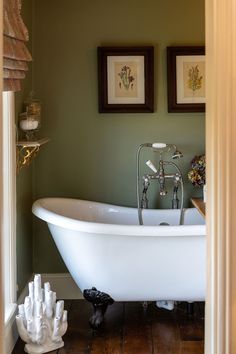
[89,302,123,354]
[12,300,204,354]
[123,302,153,354]
[59,299,92,353]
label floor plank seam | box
[150,304,155,354]
[121,302,125,354]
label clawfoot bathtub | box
[32,198,206,327]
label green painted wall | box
[15,0,33,294]
[32,0,205,273]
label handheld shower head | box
[137,142,183,158]
[152,143,167,149]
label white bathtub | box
[32,198,206,302]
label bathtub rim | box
[32,197,206,237]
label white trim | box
[4,280,30,354]
[3,92,17,326]
[205,0,236,353]
[0,1,5,353]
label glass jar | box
[25,97,41,118]
[24,93,41,127]
[19,112,40,141]
[19,93,42,140]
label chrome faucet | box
[158,159,167,196]
[136,143,184,225]
[143,159,182,200]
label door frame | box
[0,0,236,353]
[0,0,4,350]
[205,0,236,353]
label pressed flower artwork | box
[97,47,154,113]
[176,55,205,104]
[107,55,144,104]
[187,64,203,92]
[115,62,137,98]
[167,46,205,113]
[183,61,205,99]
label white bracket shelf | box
[16,138,49,172]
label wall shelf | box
[191,197,206,218]
[16,138,49,172]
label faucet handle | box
[146,160,157,173]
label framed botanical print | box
[98,46,154,113]
[167,46,205,113]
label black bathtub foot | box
[83,287,114,329]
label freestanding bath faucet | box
[136,143,184,225]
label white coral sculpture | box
[16,274,68,354]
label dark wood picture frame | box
[167,46,205,113]
[98,46,154,113]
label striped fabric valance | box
[3,0,32,92]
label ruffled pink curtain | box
[3,0,32,91]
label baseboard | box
[6,273,83,353]
[5,275,32,354]
[41,273,83,299]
